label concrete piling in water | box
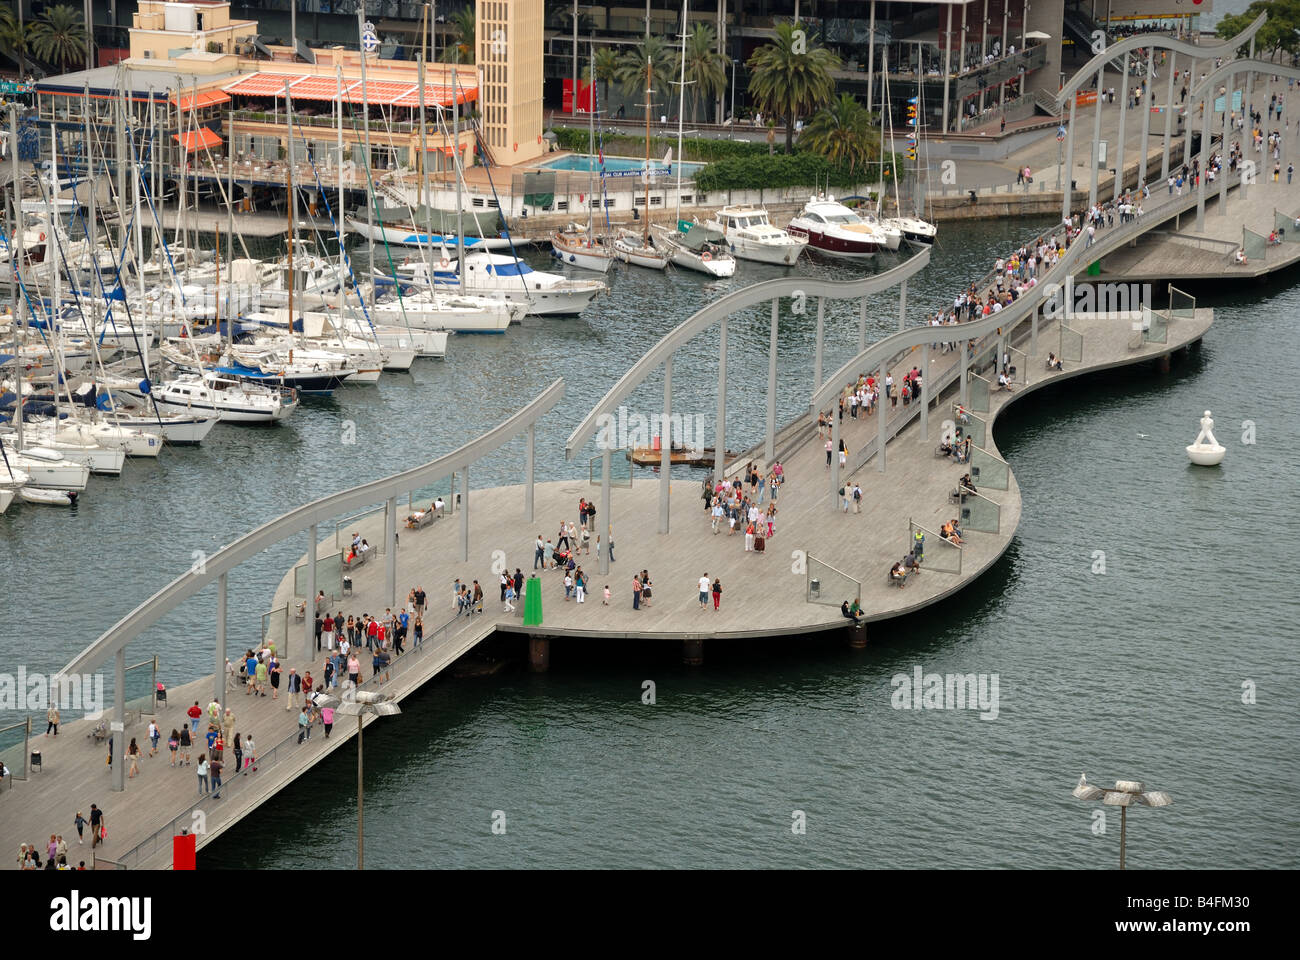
[682,637,704,666]
[528,636,550,673]
[848,622,869,648]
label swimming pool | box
[538,154,705,179]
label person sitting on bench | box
[1046,352,1064,371]
[997,370,1014,391]
[942,519,965,545]
[958,473,977,496]
[841,599,864,621]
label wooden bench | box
[406,509,440,531]
[344,550,370,571]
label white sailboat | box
[0,442,91,490]
[613,61,669,270]
[650,222,737,277]
[551,42,616,275]
[144,371,298,424]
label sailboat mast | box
[588,41,595,237]
[9,105,23,452]
[452,62,464,293]
[357,9,376,308]
[285,79,295,336]
[674,0,687,226]
[643,63,651,243]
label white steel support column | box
[1219,74,1232,216]
[942,5,953,134]
[215,572,227,704]
[599,449,612,575]
[1162,51,1175,180]
[858,296,868,353]
[385,496,397,607]
[829,399,841,507]
[1089,66,1105,210]
[898,279,908,331]
[112,649,125,792]
[876,362,888,473]
[660,356,672,534]
[1114,51,1130,201]
[765,300,778,464]
[814,297,825,391]
[525,424,535,524]
[305,524,317,656]
[714,317,727,488]
[1063,96,1077,218]
[1138,47,1153,190]
[920,342,930,443]
[1196,94,1210,231]
[458,467,469,563]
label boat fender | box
[39,232,46,242]
[701,252,712,262]
[568,255,575,263]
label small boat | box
[19,487,77,507]
[0,486,14,514]
[705,205,808,265]
[612,229,669,270]
[0,444,91,490]
[786,194,888,258]
[10,424,124,475]
[629,444,737,467]
[650,223,736,277]
[147,371,298,424]
[345,217,514,251]
[887,214,937,245]
[551,224,615,273]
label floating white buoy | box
[1186,410,1226,466]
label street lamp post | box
[323,689,402,870]
[1072,774,1172,869]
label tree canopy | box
[746,22,840,153]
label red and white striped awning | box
[222,72,477,108]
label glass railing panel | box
[0,719,29,781]
[1243,227,1267,262]
[1275,210,1300,241]
[950,403,987,449]
[807,556,862,608]
[261,606,289,652]
[589,449,633,487]
[295,551,344,601]
[910,520,961,574]
[968,372,991,413]
[1144,307,1169,344]
[1169,285,1196,320]
[959,491,1001,533]
[969,444,1010,491]
[123,657,158,721]
[1060,324,1084,363]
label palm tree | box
[440,6,476,63]
[28,4,87,71]
[584,47,620,109]
[747,21,840,153]
[615,35,676,102]
[0,6,29,81]
[683,23,727,124]
[799,93,881,175]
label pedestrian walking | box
[209,757,223,798]
[196,755,209,796]
[74,811,86,845]
[126,739,141,779]
[179,725,192,764]
[45,706,59,736]
[147,720,160,756]
[167,729,179,766]
[187,701,202,735]
[322,705,334,738]
[712,578,722,610]
[89,806,104,849]
[233,733,243,775]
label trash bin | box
[343,576,353,596]
[809,578,820,599]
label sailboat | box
[882,51,937,246]
[552,43,616,274]
[613,62,668,270]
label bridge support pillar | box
[764,301,777,465]
[920,342,930,444]
[876,361,888,474]
[385,497,397,608]
[111,648,125,793]
[1030,307,1038,359]
[524,424,535,525]
[682,637,704,666]
[1138,47,1153,192]
[305,524,317,659]
[1161,52,1175,182]
[1196,95,1210,232]
[528,635,550,673]
[847,621,868,649]
[898,278,907,332]
[215,571,227,705]
[1114,51,1129,202]
[1156,353,1171,374]
[1219,75,1232,215]
[1062,97,1077,222]
[599,450,611,576]
[1088,65,1104,212]
[858,296,867,354]
[713,317,727,489]
[660,355,673,534]
[829,397,841,508]
[814,297,825,391]
[459,467,469,564]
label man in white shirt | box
[698,574,711,609]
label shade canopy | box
[174,126,222,152]
[223,72,478,109]
[1025,30,1053,40]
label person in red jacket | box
[186,701,202,736]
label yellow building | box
[129,0,256,63]
[477,0,546,166]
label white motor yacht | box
[705,206,808,265]
[786,194,889,258]
[147,371,298,424]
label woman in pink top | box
[321,705,335,738]
[347,653,360,688]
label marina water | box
[3,215,1295,868]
